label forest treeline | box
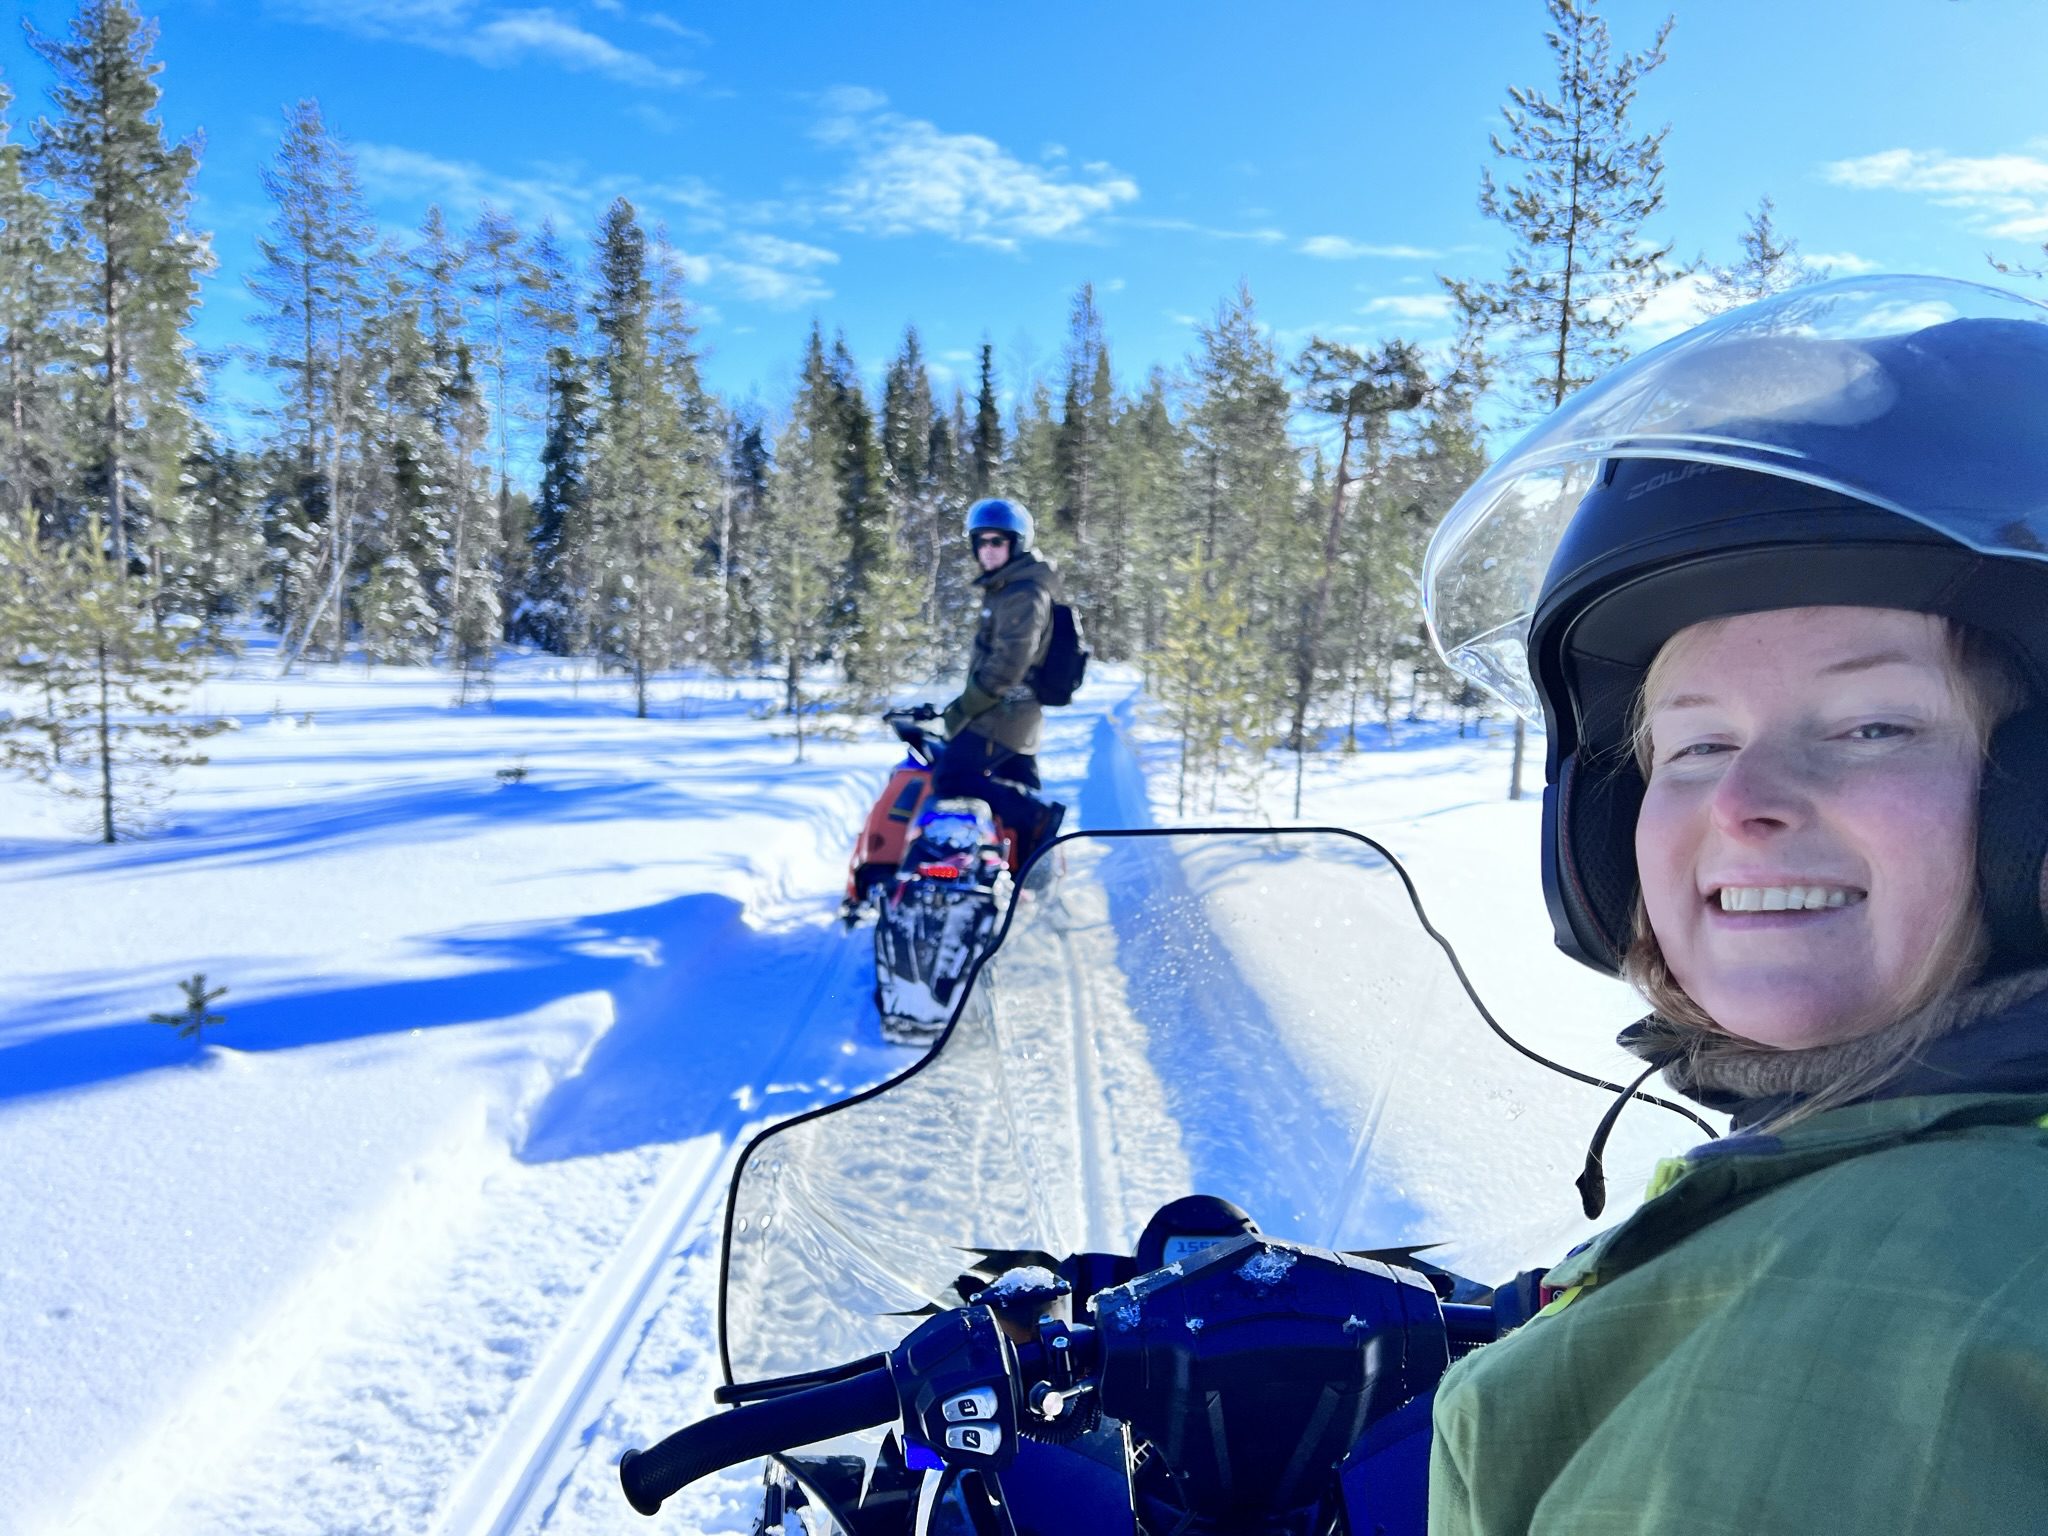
[1,0,1836,835]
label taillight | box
[916,863,963,880]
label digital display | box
[1161,1235,1228,1266]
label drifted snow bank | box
[0,650,890,1534]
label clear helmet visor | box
[1422,274,2048,720]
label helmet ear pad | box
[1545,750,1645,976]
[1979,704,2048,966]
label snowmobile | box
[846,707,1029,1046]
[620,828,1718,1534]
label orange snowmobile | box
[846,707,1030,1043]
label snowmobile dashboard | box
[623,1198,1510,1532]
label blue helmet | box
[964,497,1034,553]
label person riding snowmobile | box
[1420,274,2048,1533]
[936,497,1067,870]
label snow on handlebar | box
[618,1364,899,1516]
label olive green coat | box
[1431,1092,2048,1535]
[945,551,1059,755]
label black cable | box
[1575,1059,1665,1220]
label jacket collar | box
[1545,1088,2048,1294]
[1620,964,2048,1128]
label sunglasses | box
[972,533,1010,549]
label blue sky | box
[8,0,2048,437]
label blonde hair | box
[1622,613,2025,1116]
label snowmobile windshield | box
[721,829,1708,1395]
[1423,273,2048,720]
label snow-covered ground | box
[2,655,1686,1535]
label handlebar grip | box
[619,1365,899,1516]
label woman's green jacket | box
[1430,1091,2048,1534]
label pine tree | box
[1052,284,1114,614]
[28,0,208,578]
[465,204,528,513]
[1005,378,1061,533]
[0,83,79,546]
[880,327,948,668]
[1285,338,1428,812]
[710,407,771,669]
[1176,283,1300,787]
[969,341,1003,499]
[827,333,915,703]
[510,219,586,652]
[1446,0,1677,798]
[1700,197,1816,314]
[249,100,375,669]
[165,433,261,639]
[1156,546,1274,816]
[443,342,500,701]
[762,330,846,747]
[1104,368,1183,661]
[352,238,443,666]
[0,530,223,842]
[581,203,711,715]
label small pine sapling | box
[150,973,228,1042]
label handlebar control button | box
[943,1424,1004,1456]
[942,1388,999,1423]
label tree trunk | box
[1287,412,1358,753]
[105,279,127,572]
[1509,717,1528,803]
[96,638,114,843]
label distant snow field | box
[1,652,1668,1534]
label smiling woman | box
[1419,275,2048,1535]
[1628,606,2022,1055]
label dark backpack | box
[1033,602,1089,706]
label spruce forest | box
[0,0,1826,834]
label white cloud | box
[1120,216,1284,244]
[1825,147,2048,240]
[275,1,695,87]
[1301,235,1440,261]
[643,11,709,42]
[353,141,828,308]
[816,89,1137,250]
[1628,272,1715,343]
[1358,294,1453,322]
[1807,250,1883,276]
[354,142,722,233]
[728,232,838,270]
[355,142,594,228]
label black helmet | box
[1423,275,2048,976]
[965,497,1034,553]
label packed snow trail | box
[473,692,1137,1534]
[435,918,868,1536]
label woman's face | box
[1635,606,1981,1049]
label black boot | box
[1015,799,1066,875]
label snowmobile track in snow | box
[434,917,867,1536]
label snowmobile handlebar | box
[618,1362,900,1516]
[882,707,947,763]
